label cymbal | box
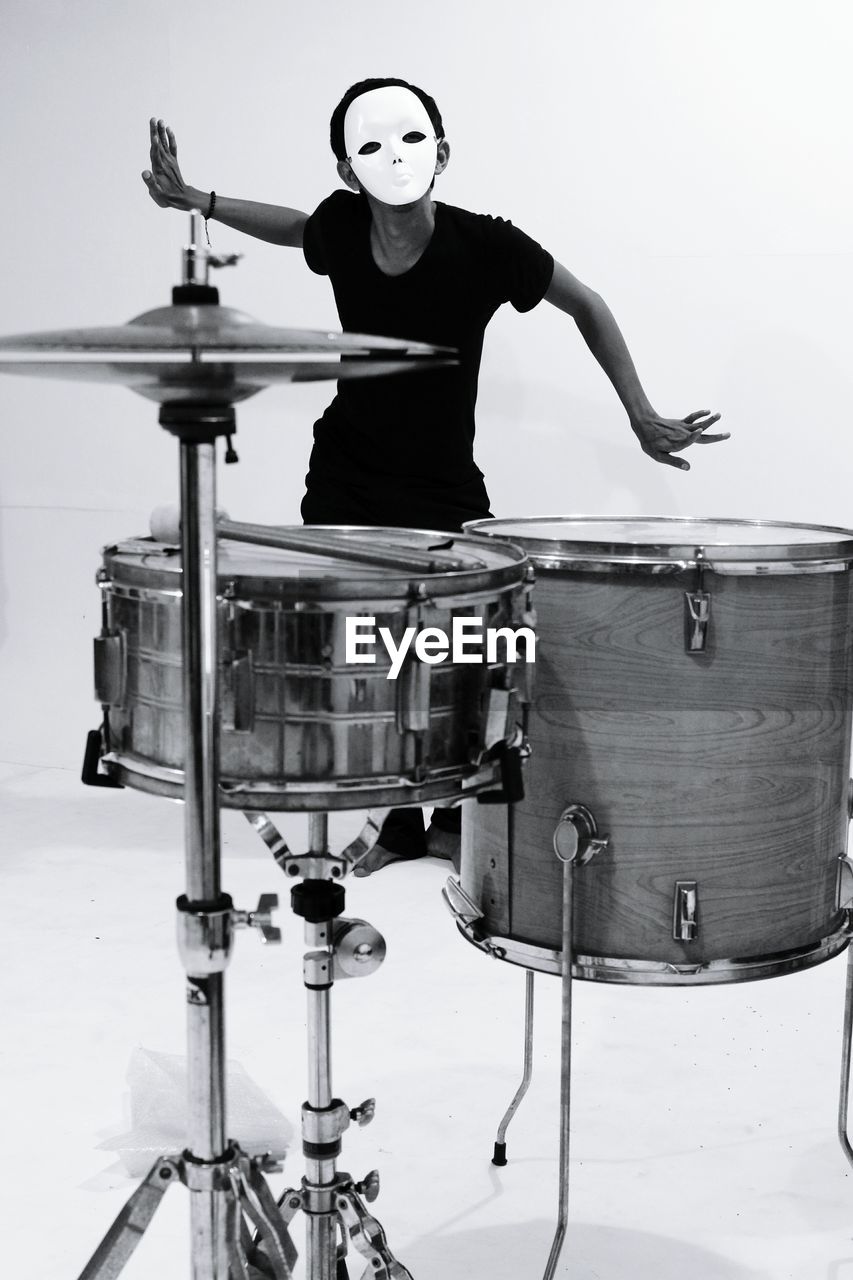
[0,358,459,402]
[0,302,455,355]
[0,302,457,401]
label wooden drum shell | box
[462,519,853,984]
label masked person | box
[142,78,727,874]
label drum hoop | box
[526,554,853,577]
[101,532,530,601]
[464,514,853,573]
[454,920,852,986]
[100,579,526,611]
[102,752,504,811]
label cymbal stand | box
[242,808,413,1280]
[78,401,302,1280]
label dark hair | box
[329,77,445,161]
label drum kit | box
[3,212,853,1280]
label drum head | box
[465,515,853,572]
[103,526,528,602]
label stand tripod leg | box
[838,942,853,1168]
[76,1157,181,1280]
[492,969,535,1165]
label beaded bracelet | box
[204,190,216,245]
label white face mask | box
[343,86,439,206]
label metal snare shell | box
[94,526,532,811]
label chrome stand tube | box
[282,825,412,1280]
[543,856,575,1280]
[539,805,606,1280]
[492,970,535,1165]
[309,811,329,857]
[302,858,341,1280]
[180,439,230,1280]
[304,925,338,1280]
[838,942,853,1168]
[180,439,221,905]
[307,982,333,1112]
[302,962,335,1280]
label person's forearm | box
[182,187,307,247]
[574,293,655,421]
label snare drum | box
[93,527,531,810]
[460,517,853,984]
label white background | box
[3,6,853,1280]
[2,0,851,766]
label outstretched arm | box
[142,118,308,248]
[544,260,727,470]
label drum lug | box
[395,654,431,734]
[684,547,711,653]
[476,738,526,805]
[482,684,513,753]
[684,590,710,651]
[520,563,537,632]
[552,804,608,866]
[837,856,853,911]
[395,585,434,781]
[94,631,127,707]
[222,649,254,732]
[470,677,517,770]
[397,584,433,736]
[672,880,699,941]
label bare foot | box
[353,843,411,877]
[426,825,460,869]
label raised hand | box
[630,409,728,471]
[141,118,201,211]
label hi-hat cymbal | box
[0,302,457,402]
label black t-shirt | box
[301,190,554,528]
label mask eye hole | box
[357,141,381,155]
[402,131,426,144]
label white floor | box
[3,762,853,1280]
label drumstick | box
[149,505,479,574]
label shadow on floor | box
[401,1218,766,1280]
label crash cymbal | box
[0,303,454,356]
[0,303,456,402]
[0,354,455,403]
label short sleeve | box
[300,188,363,276]
[302,195,333,276]
[487,217,554,313]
